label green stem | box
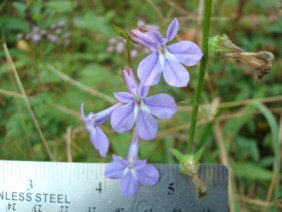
[126,37,132,67]
[0,0,8,11]
[187,0,212,154]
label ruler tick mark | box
[2,161,4,182]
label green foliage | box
[233,162,273,180]
[43,1,74,13]
[0,1,281,210]
[74,12,114,37]
[251,102,280,203]
[0,16,29,42]
[235,136,259,162]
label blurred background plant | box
[0,0,281,211]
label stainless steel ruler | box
[0,161,228,212]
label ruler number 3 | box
[27,179,33,191]
[168,183,175,195]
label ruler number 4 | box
[95,182,102,193]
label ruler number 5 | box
[168,183,175,195]
[87,207,96,212]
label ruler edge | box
[0,160,228,175]
[0,160,229,186]
[0,160,229,166]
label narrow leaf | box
[112,24,127,38]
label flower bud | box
[127,131,139,161]
[122,66,138,93]
[128,27,159,51]
[209,34,243,57]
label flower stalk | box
[126,37,133,67]
[187,0,212,154]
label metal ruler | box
[0,161,228,212]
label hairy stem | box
[187,0,212,154]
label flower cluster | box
[81,18,203,196]
[17,20,71,45]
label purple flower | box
[32,33,41,43]
[130,49,138,59]
[81,103,121,157]
[116,42,125,53]
[111,67,177,140]
[105,133,159,196]
[47,34,58,42]
[129,18,203,87]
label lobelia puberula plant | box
[81,18,203,196]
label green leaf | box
[251,102,280,204]
[233,162,272,180]
[171,148,184,162]
[223,105,256,140]
[259,156,274,168]
[194,146,205,162]
[78,63,120,95]
[44,1,74,13]
[39,64,61,84]
[12,2,26,17]
[0,16,29,32]
[6,112,26,138]
[74,12,114,36]
[235,136,259,162]
[0,59,26,76]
